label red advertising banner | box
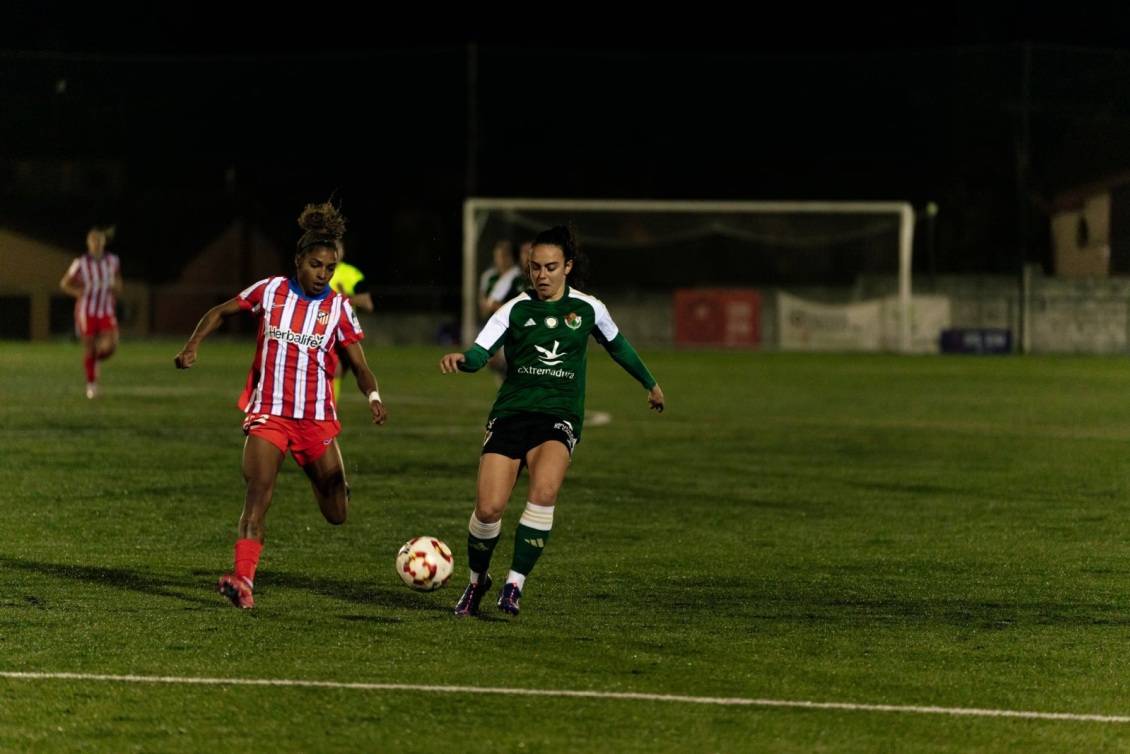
[674,289,761,347]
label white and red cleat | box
[217,574,254,609]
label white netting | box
[462,199,916,350]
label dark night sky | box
[4,2,1130,291]
[5,2,1129,57]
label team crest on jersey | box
[317,310,330,325]
[565,312,582,330]
[544,316,559,328]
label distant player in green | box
[477,239,518,323]
[477,239,527,383]
[440,223,665,618]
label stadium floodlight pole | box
[462,198,917,352]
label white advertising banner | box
[881,294,951,353]
[778,292,950,353]
[778,292,883,351]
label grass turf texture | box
[2,339,1130,752]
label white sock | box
[468,512,501,539]
[468,513,501,584]
[518,502,554,531]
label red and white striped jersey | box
[64,253,120,320]
[236,276,365,421]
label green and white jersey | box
[476,265,502,325]
[458,286,656,441]
[486,265,525,306]
[478,265,501,297]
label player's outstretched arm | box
[351,291,374,313]
[174,297,243,369]
[342,341,387,426]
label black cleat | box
[497,581,522,617]
[454,573,493,617]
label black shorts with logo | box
[481,412,577,462]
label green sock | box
[466,533,499,577]
[510,522,551,576]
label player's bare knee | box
[526,487,559,507]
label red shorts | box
[76,312,118,338]
[242,413,341,465]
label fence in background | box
[6,272,1130,355]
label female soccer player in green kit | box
[439,223,665,617]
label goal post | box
[462,198,917,351]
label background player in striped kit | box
[59,225,122,399]
[174,199,388,609]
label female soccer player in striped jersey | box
[174,199,388,609]
[440,222,665,618]
[59,225,122,399]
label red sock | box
[234,538,264,585]
[83,354,97,383]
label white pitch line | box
[0,672,1125,723]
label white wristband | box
[368,390,381,403]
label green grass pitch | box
[2,339,1130,752]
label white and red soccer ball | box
[395,536,454,592]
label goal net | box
[462,198,922,352]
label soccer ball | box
[395,536,454,592]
